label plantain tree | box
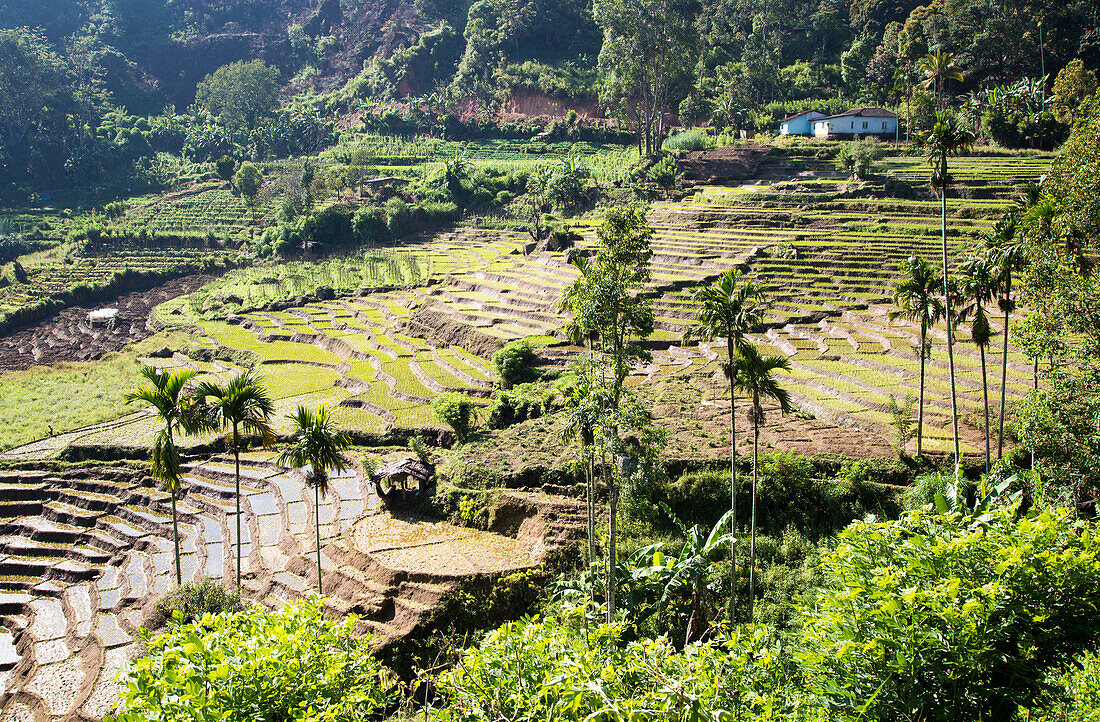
[683,269,766,624]
[276,404,351,596]
[890,255,945,457]
[732,344,792,623]
[125,366,210,585]
[194,370,275,591]
[914,110,975,476]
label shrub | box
[487,382,555,429]
[146,578,243,629]
[647,153,682,189]
[797,504,1100,720]
[836,137,884,180]
[491,339,535,388]
[214,154,237,181]
[112,598,398,722]
[432,392,478,443]
[662,127,715,152]
[352,205,387,245]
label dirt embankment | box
[676,143,770,184]
[0,274,216,371]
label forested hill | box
[3,0,1097,113]
[2,0,1098,191]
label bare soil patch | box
[677,143,769,184]
[0,274,216,371]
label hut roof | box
[375,457,434,483]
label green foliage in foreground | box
[112,598,398,722]
[433,503,1100,721]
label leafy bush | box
[113,598,399,722]
[0,234,30,264]
[662,128,715,152]
[835,137,884,179]
[491,339,535,388]
[146,578,243,629]
[647,153,682,189]
[1036,650,1100,721]
[797,504,1100,720]
[432,392,478,443]
[214,154,237,180]
[433,615,793,722]
[487,382,556,429]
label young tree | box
[732,344,792,623]
[125,367,209,585]
[986,214,1028,459]
[193,370,276,591]
[276,404,351,596]
[683,269,766,624]
[234,162,263,225]
[914,110,975,476]
[889,255,945,457]
[560,206,655,622]
[195,60,281,133]
[957,252,1001,474]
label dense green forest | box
[1,0,1097,189]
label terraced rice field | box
[0,455,578,722]
[2,148,1051,461]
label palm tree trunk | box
[748,415,759,624]
[315,485,323,596]
[940,164,961,476]
[171,491,182,585]
[1032,356,1038,470]
[234,426,242,591]
[981,343,990,475]
[917,324,927,457]
[727,334,738,626]
[998,279,1011,458]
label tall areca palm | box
[957,252,1001,474]
[985,214,1028,459]
[125,366,208,585]
[918,50,964,108]
[915,110,975,475]
[889,255,945,457]
[276,404,351,596]
[732,344,792,623]
[194,370,275,591]
[683,269,766,624]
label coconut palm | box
[985,214,1028,459]
[683,269,766,624]
[732,344,792,623]
[889,255,945,457]
[957,252,1001,474]
[193,370,276,591]
[125,366,209,585]
[276,404,351,596]
[914,110,975,475]
[918,50,964,108]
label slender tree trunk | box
[234,426,242,591]
[997,277,1011,459]
[917,324,926,457]
[1032,356,1038,470]
[981,343,990,475]
[586,448,596,605]
[315,485,323,596]
[605,461,617,624]
[171,491,182,585]
[940,167,961,477]
[727,333,738,626]
[748,415,759,624]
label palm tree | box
[732,344,792,623]
[276,404,351,596]
[985,213,1027,459]
[194,370,276,591]
[915,110,975,475]
[889,255,945,457]
[683,269,766,624]
[125,366,208,585]
[957,252,1001,474]
[917,50,964,108]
